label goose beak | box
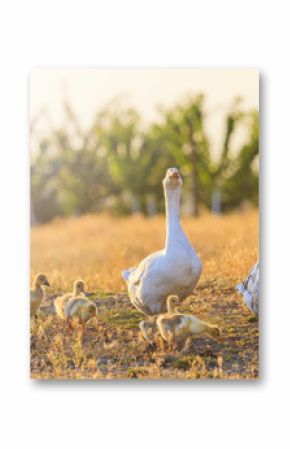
[168,169,180,179]
[163,168,183,189]
[164,168,183,189]
[44,280,50,286]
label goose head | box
[163,167,183,190]
[35,273,50,287]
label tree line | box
[30,94,259,224]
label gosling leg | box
[66,318,74,335]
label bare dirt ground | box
[30,211,259,379]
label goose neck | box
[165,187,184,250]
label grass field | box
[30,211,259,379]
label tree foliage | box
[30,96,259,223]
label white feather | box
[122,168,202,315]
[236,261,259,315]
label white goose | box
[236,261,259,315]
[122,167,202,315]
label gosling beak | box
[44,280,50,286]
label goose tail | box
[122,270,129,281]
[122,268,133,281]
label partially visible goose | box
[122,168,202,315]
[236,261,259,315]
[54,279,85,319]
[30,273,50,317]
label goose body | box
[30,274,50,317]
[122,168,202,316]
[236,261,259,315]
[54,280,85,319]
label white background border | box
[0,1,288,448]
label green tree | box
[149,96,259,215]
[30,96,259,223]
[150,94,210,215]
[94,102,175,214]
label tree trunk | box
[30,198,37,226]
[188,124,199,217]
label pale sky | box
[30,68,259,154]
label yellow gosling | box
[30,273,50,317]
[54,279,85,320]
[139,318,158,344]
[139,295,178,344]
[165,294,178,314]
[64,297,97,334]
[156,296,221,348]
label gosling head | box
[74,279,85,295]
[207,325,222,342]
[166,295,179,314]
[163,167,183,191]
[35,273,50,287]
[88,303,97,317]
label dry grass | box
[30,211,259,379]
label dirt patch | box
[31,286,259,379]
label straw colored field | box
[30,211,259,379]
